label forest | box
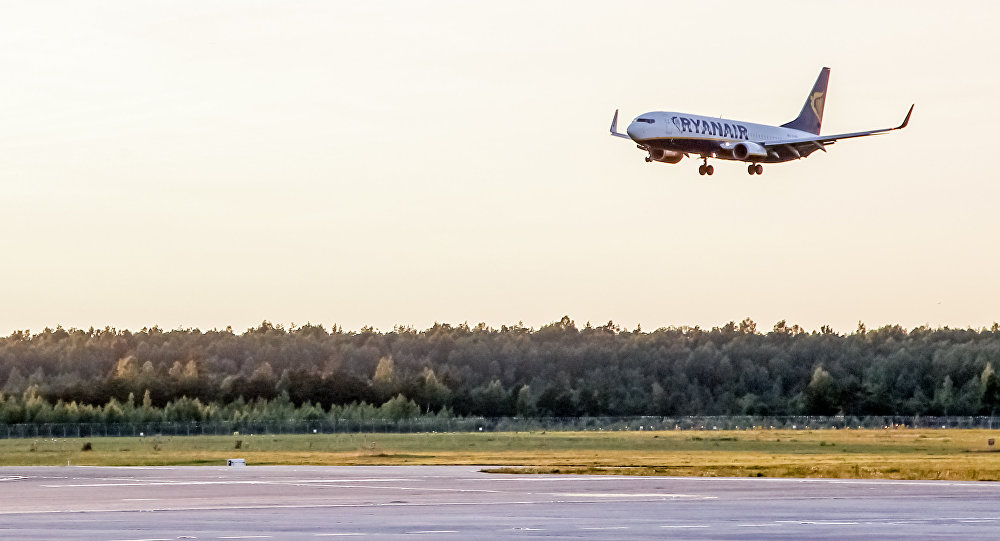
[2,316,1000,425]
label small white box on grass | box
[227,458,246,467]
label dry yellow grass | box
[4,428,1000,480]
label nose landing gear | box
[698,157,714,176]
[747,163,764,175]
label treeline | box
[0,387,432,426]
[3,317,1000,424]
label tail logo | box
[810,91,826,120]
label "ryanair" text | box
[672,116,748,140]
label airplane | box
[610,67,913,175]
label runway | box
[1,465,998,539]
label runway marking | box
[552,492,712,499]
[776,520,859,525]
[76,466,177,469]
[314,534,366,537]
[121,498,159,501]
[0,476,27,482]
[218,537,273,539]
[291,479,407,483]
[566,475,1000,489]
[660,525,709,528]
[109,538,172,541]
[0,499,556,516]
[43,479,409,488]
[579,526,629,530]
[482,477,722,485]
[407,531,458,534]
[303,484,500,493]
[45,481,271,488]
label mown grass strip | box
[3,429,1000,481]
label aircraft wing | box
[760,104,913,152]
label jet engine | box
[732,142,768,161]
[645,148,684,164]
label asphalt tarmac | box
[1,465,998,539]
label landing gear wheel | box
[699,157,712,176]
[755,164,763,175]
[748,164,756,175]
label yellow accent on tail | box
[810,92,825,121]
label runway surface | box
[1,465,998,539]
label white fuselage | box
[611,67,912,174]
[625,112,817,163]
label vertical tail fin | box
[781,67,830,135]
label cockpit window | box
[636,118,655,123]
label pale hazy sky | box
[1,1,998,335]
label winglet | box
[897,104,914,130]
[610,109,630,139]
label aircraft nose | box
[626,122,639,140]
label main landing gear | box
[698,157,714,176]
[747,163,764,175]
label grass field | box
[4,429,1000,481]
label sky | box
[1,1,998,335]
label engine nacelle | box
[732,142,768,161]
[647,148,684,164]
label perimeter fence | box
[2,415,999,439]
